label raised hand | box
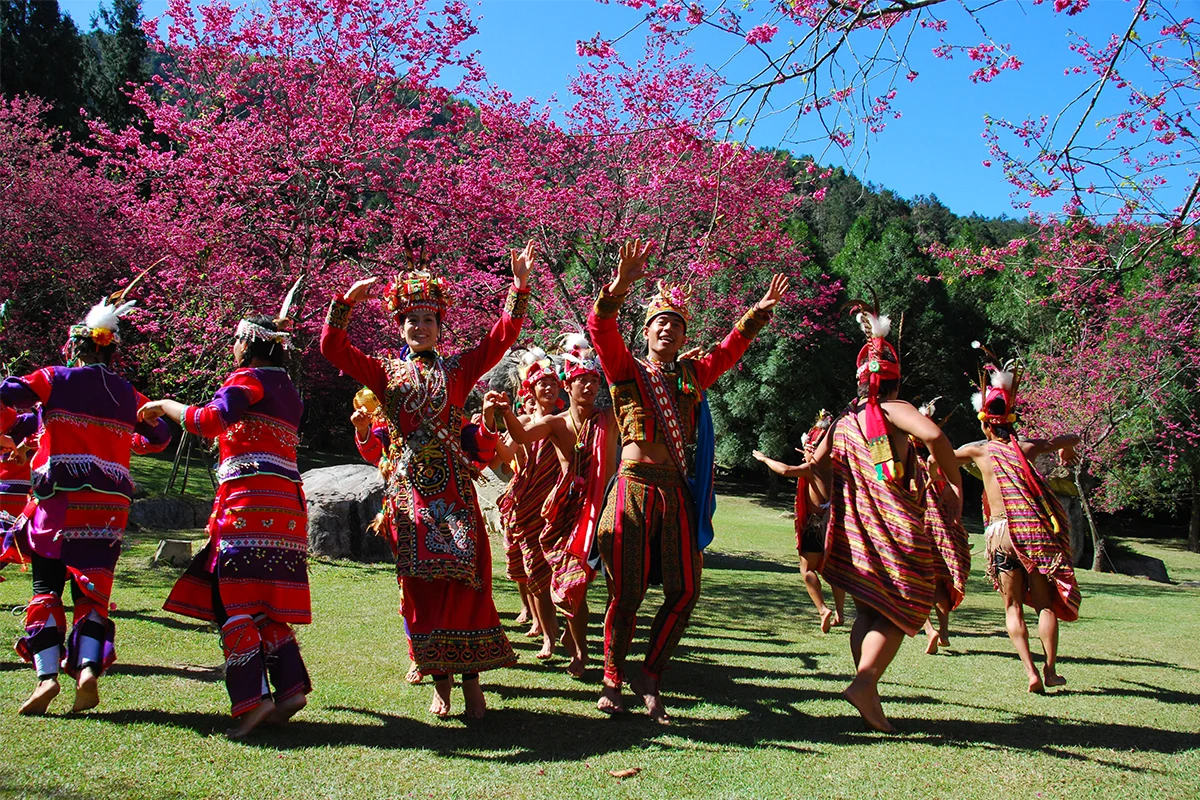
[344,277,379,303]
[484,390,511,416]
[755,273,789,313]
[751,449,769,462]
[510,240,537,290]
[1059,444,1080,467]
[611,238,654,294]
[350,408,372,435]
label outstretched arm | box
[320,277,388,397]
[691,275,786,388]
[455,242,536,388]
[587,238,653,384]
[752,450,811,478]
[1020,434,1081,465]
[886,400,963,519]
[496,392,555,445]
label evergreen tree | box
[0,0,88,138]
[83,0,149,131]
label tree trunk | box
[1075,467,1108,572]
[1189,470,1199,554]
[765,470,779,502]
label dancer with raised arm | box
[320,241,535,719]
[588,238,786,723]
[499,332,618,678]
[1,291,170,716]
[496,350,564,658]
[142,289,311,739]
[806,299,962,733]
[752,409,845,633]
[950,345,1080,692]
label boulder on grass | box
[303,464,388,561]
[1109,551,1171,583]
[153,539,193,567]
[129,496,212,530]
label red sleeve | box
[0,367,53,410]
[319,299,387,397]
[586,289,636,383]
[452,287,530,398]
[183,371,266,439]
[356,428,384,466]
[691,306,773,389]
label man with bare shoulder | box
[948,345,1081,693]
[805,301,963,733]
[587,238,787,723]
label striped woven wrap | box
[822,413,934,636]
[915,458,971,611]
[498,438,561,593]
[987,440,1081,622]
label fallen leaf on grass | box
[608,768,641,779]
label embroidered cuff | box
[735,306,773,340]
[593,289,627,319]
[504,286,531,319]
[325,299,353,330]
[183,405,202,436]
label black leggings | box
[30,552,83,606]
[210,568,229,626]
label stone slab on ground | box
[129,496,213,530]
[153,539,193,568]
[1109,551,1171,583]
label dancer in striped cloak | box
[496,349,565,659]
[912,398,971,655]
[950,344,1080,693]
[808,299,962,732]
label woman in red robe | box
[320,241,536,719]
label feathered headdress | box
[558,325,602,382]
[235,274,303,351]
[644,280,692,327]
[801,408,834,448]
[970,341,1021,426]
[845,289,902,481]
[67,260,161,347]
[381,235,450,320]
[518,347,559,399]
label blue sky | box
[59,0,1149,219]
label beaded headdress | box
[644,281,692,327]
[971,341,1021,426]
[382,236,450,320]
[518,347,559,399]
[558,330,602,382]
[847,291,902,481]
[234,275,302,351]
[800,408,834,449]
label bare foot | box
[924,628,940,655]
[268,693,306,725]
[18,678,60,716]
[226,698,276,740]
[567,655,587,679]
[843,677,894,733]
[536,635,555,660]
[524,623,542,638]
[1027,673,1045,694]
[820,608,835,634]
[630,672,670,726]
[938,633,950,647]
[71,667,100,713]
[405,663,423,685]
[515,609,531,625]
[597,684,626,715]
[832,610,845,627]
[1043,669,1066,688]
[429,680,452,717]
[462,680,486,719]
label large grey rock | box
[303,464,388,561]
[1059,495,1092,567]
[129,496,212,530]
[476,467,512,538]
[1110,551,1171,583]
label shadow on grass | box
[110,662,223,683]
[112,608,212,633]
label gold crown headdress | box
[644,280,692,327]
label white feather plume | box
[559,332,590,354]
[970,391,983,412]
[801,433,810,447]
[871,314,891,338]
[971,340,981,350]
[114,300,137,318]
[990,370,1014,390]
[521,347,547,366]
[84,299,122,334]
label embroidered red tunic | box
[320,286,527,675]
[163,367,310,624]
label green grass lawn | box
[1,491,1198,799]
